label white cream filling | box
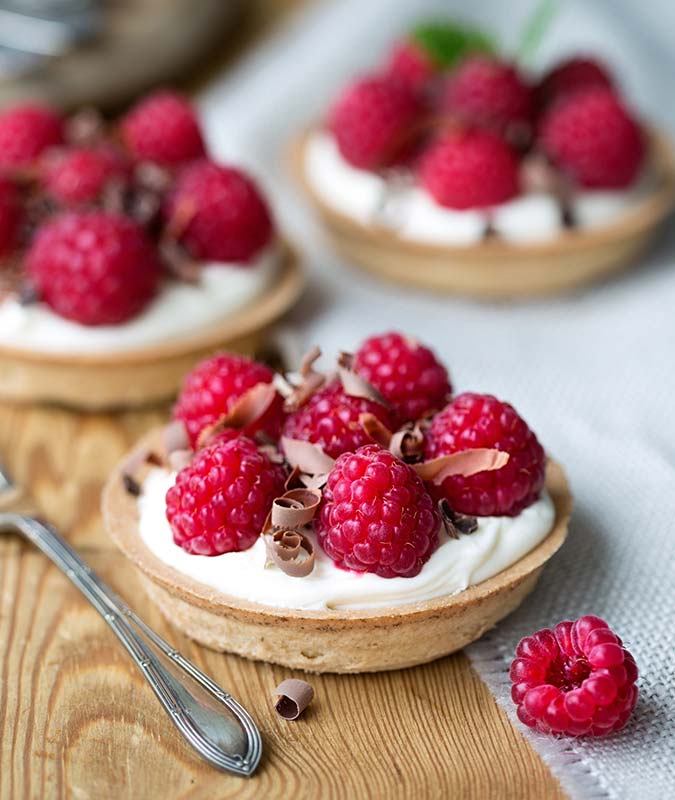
[0,246,278,355]
[137,467,555,612]
[304,130,648,243]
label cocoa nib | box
[438,499,478,539]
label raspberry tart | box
[292,22,675,297]
[0,93,302,408]
[103,332,572,673]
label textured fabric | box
[199,2,675,797]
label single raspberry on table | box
[418,129,520,210]
[539,88,644,188]
[510,615,639,737]
[166,434,286,556]
[0,104,63,170]
[174,353,284,448]
[327,75,421,169]
[165,160,273,263]
[316,444,439,578]
[354,331,451,424]
[42,146,130,205]
[441,56,533,136]
[120,90,205,166]
[536,57,614,108]
[424,393,546,516]
[25,211,160,325]
[0,177,22,256]
[282,380,396,460]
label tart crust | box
[102,428,572,673]
[291,128,675,298]
[0,242,303,409]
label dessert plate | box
[103,428,571,674]
[292,129,675,299]
[0,242,303,410]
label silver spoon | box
[0,463,262,777]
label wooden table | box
[0,3,566,798]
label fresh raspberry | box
[0,177,21,256]
[354,331,452,424]
[537,57,614,108]
[166,434,286,556]
[315,444,439,577]
[121,90,205,166]
[539,88,644,188]
[424,393,546,516]
[26,211,160,325]
[282,380,396,460]
[166,160,273,262]
[174,353,284,448]
[510,616,639,737]
[386,40,436,92]
[42,146,129,205]
[418,129,519,210]
[0,104,63,170]
[441,56,533,136]
[328,75,421,169]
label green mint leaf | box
[411,22,496,68]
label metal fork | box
[0,463,262,777]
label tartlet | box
[103,434,570,673]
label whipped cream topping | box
[0,246,278,355]
[137,467,555,612]
[304,130,649,244]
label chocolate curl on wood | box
[337,352,389,407]
[438,499,478,540]
[413,449,509,485]
[273,679,314,720]
[359,413,393,449]
[196,382,278,449]
[281,346,326,412]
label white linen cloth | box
[198,2,675,796]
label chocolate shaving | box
[196,382,278,448]
[134,161,172,193]
[122,473,142,497]
[389,422,426,463]
[101,178,128,215]
[359,412,393,449]
[271,489,321,529]
[413,449,509,484]
[282,346,326,412]
[165,197,197,240]
[438,499,478,539]
[17,282,39,306]
[264,529,315,578]
[163,420,190,456]
[159,238,201,283]
[273,679,314,720]
[337,352,389,406]
[280,437,335,475]
[257,443,286,465]
[168,449,192,472]
[65,107,105,146]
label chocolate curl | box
[389,422,426,463]
[359,413,393,450]
[163,420,190,456]
[273,679,314,720]
[280,436,335,475]
[282,346,326,412]
[413,449,509,485]
[264,529,316,578]
[438,499,478,540]
[196,383,278,449]
[271,489,322,529]
[337,352,389,407]
[168,449,192,472]
[65,107,105,146]
[165,196,197,240]
[121,448,164,496]
[159,238,201,283]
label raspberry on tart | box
[539,88,645,189]
[166,434,286,556]
[173,353,285,448]
[0,104,63,170]
[42,146,130,205]
[353,331,452,424]
[418,129,520,209]
[120,90,206,166]
[536,57,614,109]
[282,379,396,460]
[441,56,533,136]
[0,177,22,256]
[26,211,160,325]
[327,74,421,169]
[386,40,437,92]
[315,444,440,578]
[424,392,546,516]
[510,615,639,736]
[165,160,273,263]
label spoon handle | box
[0,512,262,776]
